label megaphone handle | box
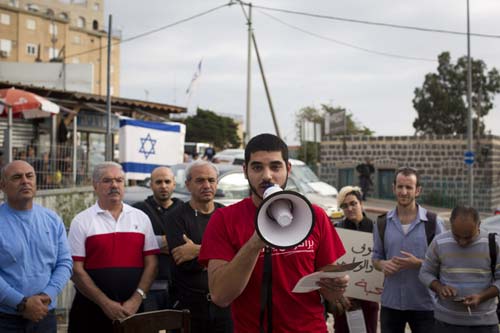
[259,247,273,333]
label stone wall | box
[320,135,500,212]
[0,186,95,227]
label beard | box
[247,175,288,202]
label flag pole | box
[105,14,113,161]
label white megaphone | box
[255,185,315,249]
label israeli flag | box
[119,119,186,180]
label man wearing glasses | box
[67,162,159,332]
[372,167,445,333]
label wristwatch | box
[16,297,28,313]
[135,288,147,300]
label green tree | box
[184,108,241,150]
[413,51,500,135]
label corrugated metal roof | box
[0,81,186,114]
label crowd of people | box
[1,133,499,333]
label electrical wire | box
[257,9,436,62]
[63,2,231,60]
[253,4,500,39]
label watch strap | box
[136,288,147,299]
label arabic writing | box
[338,244,374,273]
[336,228,384,302]
[354,279,383,296]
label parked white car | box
[288,159,342,219]
[481,214,500,234]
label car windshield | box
[292,165,320,183]
[218,172,250,200]
[172,166,190,194]
[170,164,249,199]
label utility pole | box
[251,31,280,138]
[105,15,113,161]
[245,3,252,144]
[239,1,280,140]
[466,0,474,206]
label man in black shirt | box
[166,161,232,333]
[133,166,182,311]
[356,158,375,201]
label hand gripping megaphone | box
[255,185,315,249]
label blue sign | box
[464,151,474,165]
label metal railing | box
[6,142,95,189]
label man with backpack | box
[133,166,183,311]
[372,167,445,333]
[419,206,500,333]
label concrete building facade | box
[320,135,500,213]
[0,0,119,96]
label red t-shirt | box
[199,198,346,333]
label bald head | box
[151,166,174,180]
[150,166,176,208]
[0,160,37,210]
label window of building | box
[26,43,37,56]
[26,3,39,12]
[76,16,85,28]
[92,20,98,30]
[0,39,12,56]
[49,23,58,35]
[93,2,99,11]
[1,13,11,25]
[48,47,59,59]
[26,18,36,30]
[59,12,69,20]
[46,9,54,17]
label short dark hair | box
[450,206,480,225]
[244,133,288,167]
[393,166,421,187]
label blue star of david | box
[139,133,157,160]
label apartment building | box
[0,0,120,96]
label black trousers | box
[68,291,145,333]
[434,319,499,333]
[0,311,56,333]
[174,291,232,333]
[380,306,434,333]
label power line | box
[257,10,436,62]
[63,2,231,60]
[253,4,500,39]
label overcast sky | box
[105,0,500,145]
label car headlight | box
[316,204,343,219]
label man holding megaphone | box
[199,133,349,333]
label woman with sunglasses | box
[328,186,379,333]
